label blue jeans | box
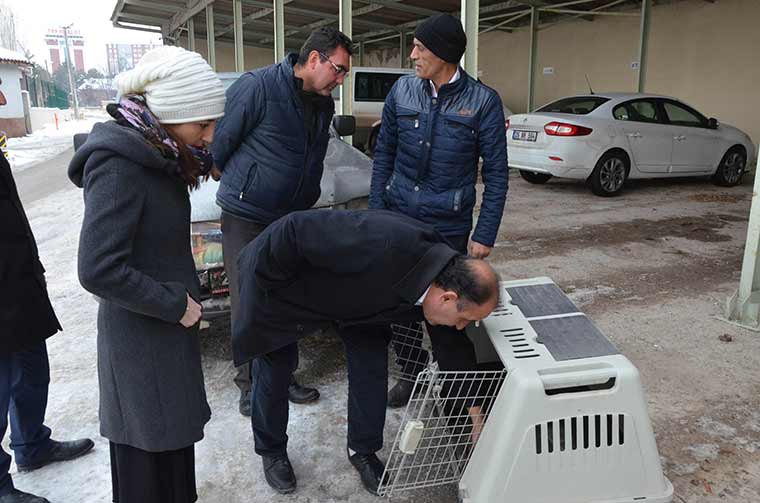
[0,342,53,496]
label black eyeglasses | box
[317,51,349,76]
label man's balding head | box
[422,255,500,330]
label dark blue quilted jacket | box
[212,54,334,224]
[369,70,508,246]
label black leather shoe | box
[0,489,50,503]
[262,455,296,494]
[288,380,319,404]
[239,391,252,417]
[387,379,414,408]
[347,450,386,495]
[16,439,94,472]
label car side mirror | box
[73,133,89,151]
[332,115,356,137]
[707,118,719,129]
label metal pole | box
[188,17,196,51]
[461,0,479,77]
[273,0,285,62]
[527,7,538,112]
[233,0,244,71]
[359,41,365,66]
[339,0,353,144]
[637,0,651,93]
[206,4,216,70]
[725,152,760,329]
[61,24,79,119]
[399,32,406,68]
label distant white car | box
[507,93,755,196]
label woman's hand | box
[180,294,202,327]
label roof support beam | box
[339,0,352,144]
[188,17,196,51]
[168,0,216,35]
[273,0,285,62]
[526,6,538,112]
[541,8,638,16]
[637,0,651,92]
[233,0,244,71]
[461,0,479,77]
[206,4,216,69]
[123,0,183,13]
[353,0,440,17]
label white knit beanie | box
[114,45,225,124]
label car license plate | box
[512,130,537,142]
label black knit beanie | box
[414,13,467,64]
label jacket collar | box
[421,66,469,98]
[282,53,299,92]
[393,243,459,304]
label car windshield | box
[537,96,610,115]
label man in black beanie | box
[369,13,508,406]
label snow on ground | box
[6,110,108,173]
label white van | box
[333,66,415,154]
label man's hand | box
[180,294,202,327]
[468,240,492,259]
[209,165,222,181]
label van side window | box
[355,72,405,102]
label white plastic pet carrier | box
[381,277,673,503]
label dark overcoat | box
[69,121,210,452]
[0,155,61,355]
[233,209,458,365]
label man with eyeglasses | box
[212,27,352,419]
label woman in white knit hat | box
[68,45,225,503]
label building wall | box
[477,0,760,145]
[190,39,275,72]
[353,0,758,148]
[0,64,26,137]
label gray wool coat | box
[69,120,211,452]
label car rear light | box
[544,121,592,136]
[505,119,510,130]
[549,156,563,162]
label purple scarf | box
[107,95,214,175]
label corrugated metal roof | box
[110,0,649,49]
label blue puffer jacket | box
[369,70,508,246]
[212,54,334,224]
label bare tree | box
[0,1,18,52]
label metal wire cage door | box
[388,322,433,383]
[378,364,507,497]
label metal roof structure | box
[110,0,656,51]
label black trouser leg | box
[251,343,299,457]
[340,324,391,454]
[221,211,268,397]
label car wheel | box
[519,170,553,184]
[589,151,628,197]
[712,146,746,187]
